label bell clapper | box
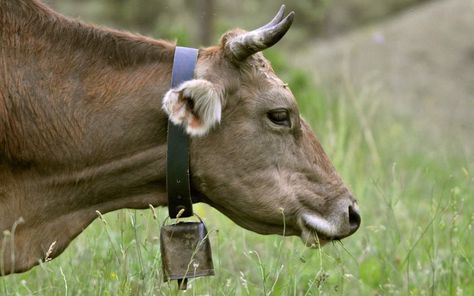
[178,278,188,290]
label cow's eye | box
[267,109,291,127]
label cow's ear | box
[162,79,222,136]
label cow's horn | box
[227,5,294,61]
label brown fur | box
[0,0,359,274]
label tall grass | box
[1,52,472,295]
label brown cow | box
[0,0,360,274]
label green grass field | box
[1,55,473,295]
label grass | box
[1,53,473,295]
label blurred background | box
[44,0,436,45]
[3,0,472,295]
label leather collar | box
[166,46,198,218]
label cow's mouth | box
[298,213,341,247]
[298,200,361,247]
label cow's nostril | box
[348,205,361,234]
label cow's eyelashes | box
[267,109,291,127]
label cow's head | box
[162,6,360,247]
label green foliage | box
[1,47,472,296]
[103,0,163,31]
[359,256,383,288]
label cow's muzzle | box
[299,196,361,246]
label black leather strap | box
[166,46,198,218]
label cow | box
[0,0,361,275]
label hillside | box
[293,0,473,155]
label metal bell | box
[160,220,214,290]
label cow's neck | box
[1,0,177,273]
